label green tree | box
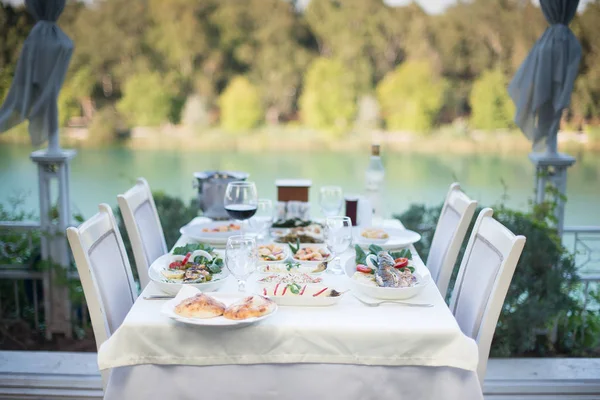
[299,57,356,132]
[377,60,446,132]
[218,76,262,131]
[210,0,315,121]
[0,4,34,102]
[117,72,173,127]
[469,69,515,130]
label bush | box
[395,199,600,357]
[218,76,263,132]
[299,58,356,133]
[469,69,515,130]
[377,60,447,133]
[117,71,174,127]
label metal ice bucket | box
[193,171,249,220]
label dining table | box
[100,218,484,400]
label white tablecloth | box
[101,219,483,399]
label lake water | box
[1,144,599,227]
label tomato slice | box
[169,261,183,269]
[394,258,409,268]
[356,264,372,274]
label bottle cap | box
[371,144,380,156]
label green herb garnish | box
[288,238,301,255]
[173,243,215,255]
[288,283,302,294]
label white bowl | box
[149,253,229,295]
[344,258,428,300]
[257,243,290,265]
[290,244,333,267]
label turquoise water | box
[0,144,599,226]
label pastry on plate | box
[174,293,226,318]
[223,295,276,320]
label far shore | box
[1,125,599,154]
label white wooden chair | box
[117,178,167,289]
[449,208,526,386]
[66,204,138,388]
[426,183,477,298]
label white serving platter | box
[161,286,277,327]
[353,227,421,250]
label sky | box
[1,0,593,14]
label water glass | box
[324,216,353,275]
[320,186,344,217]
[249,199,273,241]
[225,235,257,292]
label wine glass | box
[324,216,353,275]
[224,181,258,233]
[249,199,273,242]
[319,186,344,217]
[225,235,257,292]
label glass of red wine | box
[224,181,258,235]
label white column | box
[30,149,77,339]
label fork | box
[353,294,433,308]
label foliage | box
[299,57,356,133]
[117,72,175,127]
[377,60,447,132]
[470,69,515,130]
[218,76,263,132]
[3,0,600,135]
[394,194,598,357]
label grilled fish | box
[374,251,401,287]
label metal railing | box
[563,226,600,315]
[0,221,49,335]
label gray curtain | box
[508,0,581,152]
[0,0,74,147]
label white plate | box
[180,221,243,243]
[259,284,344,307]
[354,227,421,250]
[149,253,229,295]
[161,286,277,327]
[344,258,428,300]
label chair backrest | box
[449,208,526,386]
[66,204,138,349]
[117,178,167,289]
[426,183,477,298]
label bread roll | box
[223,295,276,320]
[174,293,226,318]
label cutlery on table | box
[353,294,433,308]
[144,295,175,300]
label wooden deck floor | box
[1,351,599,399]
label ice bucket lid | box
[194,171,249,180]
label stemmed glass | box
[249,199,273,242]
[224,181,258,233]
[319,186,344,217]
[225,235,257,292]
[324,216,353,275]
